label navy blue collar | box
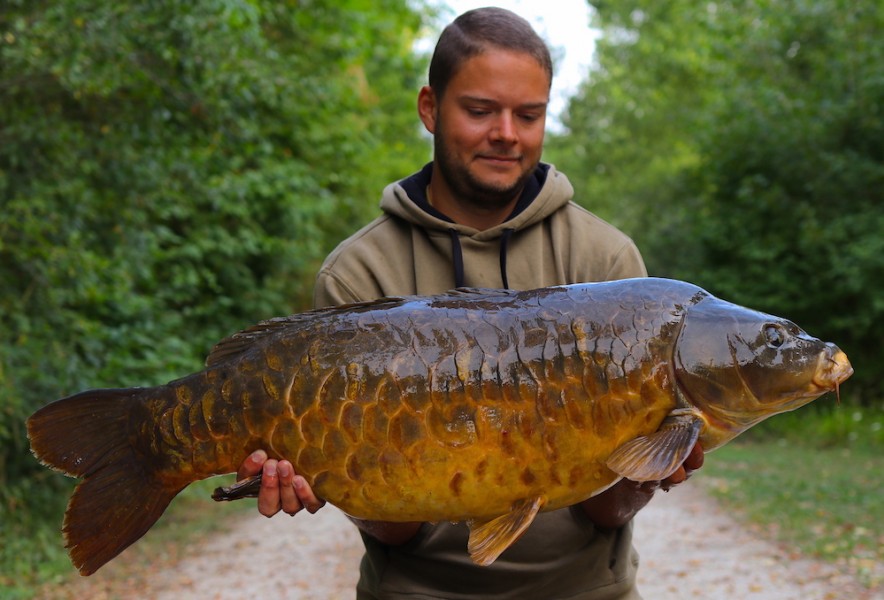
[399,162,550,224]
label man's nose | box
[490,112,517,143]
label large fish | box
[28,278,852,575]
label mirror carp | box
[27,277,852,575]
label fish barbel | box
[27,278,852,575]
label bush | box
[0,0,432,586]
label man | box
[237,8,703,599]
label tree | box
[548,0,884,399]
[0,0,432,580]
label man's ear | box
[417,86,438,134]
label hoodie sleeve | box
[314,269,362,308]
[312,213,420,309]
[604,238,648,280]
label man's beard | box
[433,127,536,210]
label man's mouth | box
[476,154,521,165]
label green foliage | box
[0,0,431,586]
[0,474,75,594]
[751,402,884,451]
[548,1,884,399]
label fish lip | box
[812,349,853,390]
[773,348,853,410]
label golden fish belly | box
[263,351,674,521]
[307,409,671,522]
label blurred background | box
[2,1,881,596]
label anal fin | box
[606,414,703,482]
[467,496,545,566]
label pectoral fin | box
[467,496,545,566]
[606,415,703,482]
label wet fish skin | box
[143,282,679,519]
[26,278,852,575]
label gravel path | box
[149,506,363,600]
[633,484,879,599]
[44,484,880,599]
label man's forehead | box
[445,52,550,101]
[454,48,550,81]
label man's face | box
[420,49,549,210]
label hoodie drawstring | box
[447,227,514,290]
[499,228,514,290]
[448,228,466,289]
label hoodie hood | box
[382,162,572,239]
[380,162,574,288]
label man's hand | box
[660,440,704,491]
[580,442,705,529]
[237,450,326,517]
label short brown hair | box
[428,7,553,99]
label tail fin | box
[27,388,186,575]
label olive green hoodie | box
[313,163,647,600]
[314,163,646,307]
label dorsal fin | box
[205,315,306,367]
[204,296,409,367]
[448,287,513,296]
[204,287,521,367]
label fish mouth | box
[812,348,853,391]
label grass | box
[698,405,884,589]
[2,476,250,600]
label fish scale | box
[27,278,852,575]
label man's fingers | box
[277,461,304,516]
[257,459,283,517]
[661,465,687,491]
[237,449,268,481]
[685,442,705,473]
[240,453,324,518]
[660,443,705,491]
[294,475,327,514]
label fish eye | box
[764,324,786,348]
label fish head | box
[673,297,853,450]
